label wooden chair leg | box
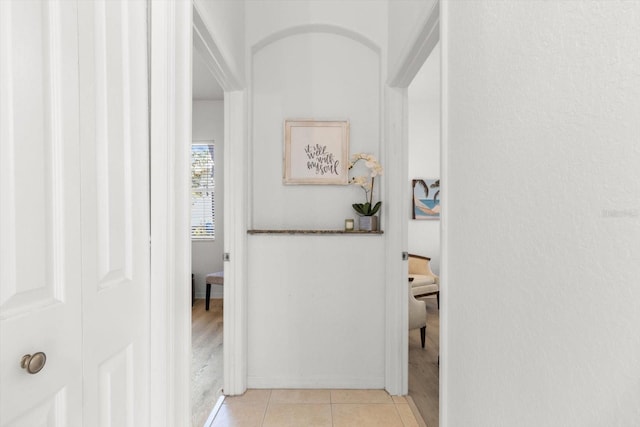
[437,292,439,309]
[420,326,426,349]
[191,274,195,307]
[206,283,211,311]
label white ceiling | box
[192,47,224,100]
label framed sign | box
[283,120,349,185]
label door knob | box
[21,352,46,374]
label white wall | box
[408,42,440,274]
[192,100,224,298]
[245,0,387,50]
[248,235,385,388]
[388,0,437,77]
[245,0,389,388]
[251,33,380,229]
[444,2,640,426]
[193,0,245,83]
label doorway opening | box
[406,41,441,427]
[149,2,246,424]
[190,42,226,426]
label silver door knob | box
[21,352,46,374]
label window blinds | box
[191,143,215,239]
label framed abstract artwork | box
[412,178,441,219]
[283,120,349,185]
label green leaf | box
[352,203,365,215]
[353,201,383,216]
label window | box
[191,143,215,239]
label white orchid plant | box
[349,153,383,216]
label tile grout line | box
[329,390,334,427]
[393,401,410,427]
[406,395,428,427]
[218,389,420,426]
[393,402,402,427]
[259,389,272,427]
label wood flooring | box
[192,298,224,427]
[408,296,440,427]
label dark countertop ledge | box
[247,229,384,235]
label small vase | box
[358,215,378,232]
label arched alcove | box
[245,24,388,389]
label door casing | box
[149,1,247,425]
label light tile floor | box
[210,389,424,427]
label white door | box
[0,1,83,425]
[1,1,151,426]
[77,1,150,426]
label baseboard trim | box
[247,376,385,390]
[194,291,223,299]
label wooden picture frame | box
[283,120,349,185]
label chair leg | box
[191,274,195,307]
[206,283,211,311]
[436,292,440,309]
[420,326,426,349]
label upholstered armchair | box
[409,279,427,348]
[408,254,439,308]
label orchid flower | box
[348,153,383,216]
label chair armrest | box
[408,280,427,330]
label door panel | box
[93,0,133,290]
[98,345,135,427]
[1,2,151,426]
[77,1,150,426]
[0,1,82,426]
[4,389,66,427]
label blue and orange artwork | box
[412,178,440,220]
